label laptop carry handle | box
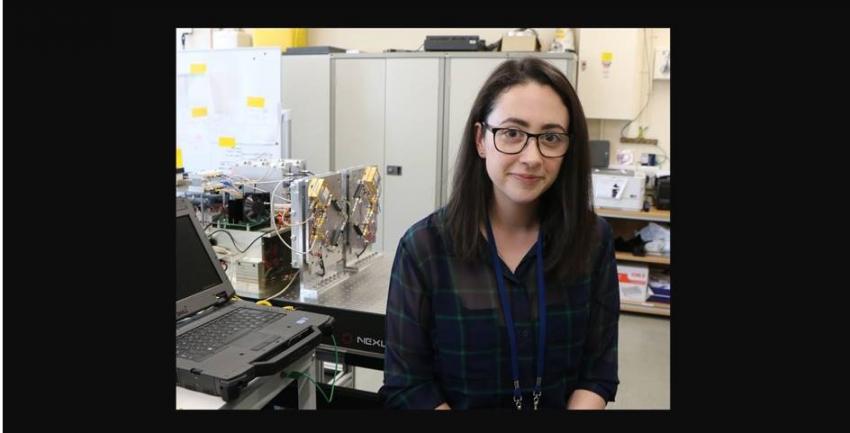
[251,326,322,376]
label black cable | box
[356,243,368,258]
[204,213,226,231]
[207,229,273,254]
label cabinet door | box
[384,57,442,253]
[282,54,331,173]
[444,57,506,202]
[577,28,646,120]
[333,58,387,249]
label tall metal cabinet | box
[281,54,332,174]
[281,52,577,253]
[331,55,443,254]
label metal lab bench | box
[267,253,392,377]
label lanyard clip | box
[532,378,542,411]
[513,380,523,411]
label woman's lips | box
[510,173,542,184]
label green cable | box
[286,334,339,404]
[288,371,332,402]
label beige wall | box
[587,28,670,171]
[308,28,558,52]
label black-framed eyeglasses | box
[481,122,571,158]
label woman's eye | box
[542,134,559,143]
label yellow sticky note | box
[218,136,236,148]
[247,96,265,108]
[176,148,183,169]
[601,52,613,62]
[191,107,208,118]
[190,63,207,74]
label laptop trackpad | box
[233,333,277,351]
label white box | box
[235,257,263,282]
[213,29,252,49]
[617,263,649,302]
[592,170,646,211]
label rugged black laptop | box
[176,198,333,401]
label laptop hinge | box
[214,291,230,305]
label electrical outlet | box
[654,48,670,80]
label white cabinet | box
[444,56,506,203]
[333,56,442,253]
[281,55,331,173]
[577,28,648,120]
[384,58,442,254]
[332,58,386,172]
[333,58,388,251]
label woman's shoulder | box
[589,213,615,265]
[594,214,614,242]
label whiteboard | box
[177,48,282,173]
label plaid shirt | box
[379,208,620,410]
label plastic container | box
[251,28,308,52]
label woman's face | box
[475,82,568,207]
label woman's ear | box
[474,123,486,159]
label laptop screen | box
[176,214,223,301]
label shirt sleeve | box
[379,233,446,409]
[574,218,621,403]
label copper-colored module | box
[361,166,379,200]
[354,166,381,243]
[307,177,332,245]
[307,178,326,200]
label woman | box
[379,57,619,410]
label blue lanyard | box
[485,214,547,411]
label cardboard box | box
[501,34,538,52]
[617,263,649,302]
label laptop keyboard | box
[177,308,285,362]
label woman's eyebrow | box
[541,123,567,132]
[499,118,567,131]
[498,117,530,127]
